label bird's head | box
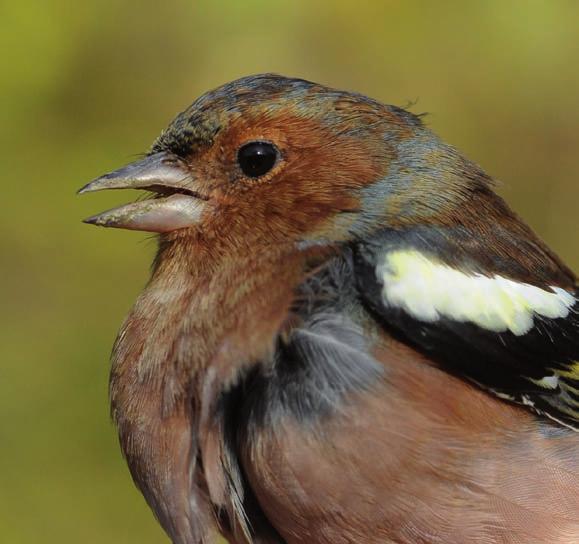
[80,74,493,259]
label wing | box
[353,226,579,430]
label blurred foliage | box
[1,1,578,542]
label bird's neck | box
[114,240,307,406]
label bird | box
[79,74,579,544]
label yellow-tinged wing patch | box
[354,230,579,430]
[378,250,576,336]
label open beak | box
[78,152,209,232]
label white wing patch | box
[378,250,576,336]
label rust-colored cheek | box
[199,112,390,245]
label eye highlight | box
[237,141,278,178]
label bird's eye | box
[237,141,278,178]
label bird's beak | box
[78,152,209,232]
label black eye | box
[237,141,278,178]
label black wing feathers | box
[354,227,579,429]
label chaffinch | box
[80,74,579,544]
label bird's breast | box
[236,324,579,544]
[108,245,312,542]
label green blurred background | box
[2,1,578,542]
